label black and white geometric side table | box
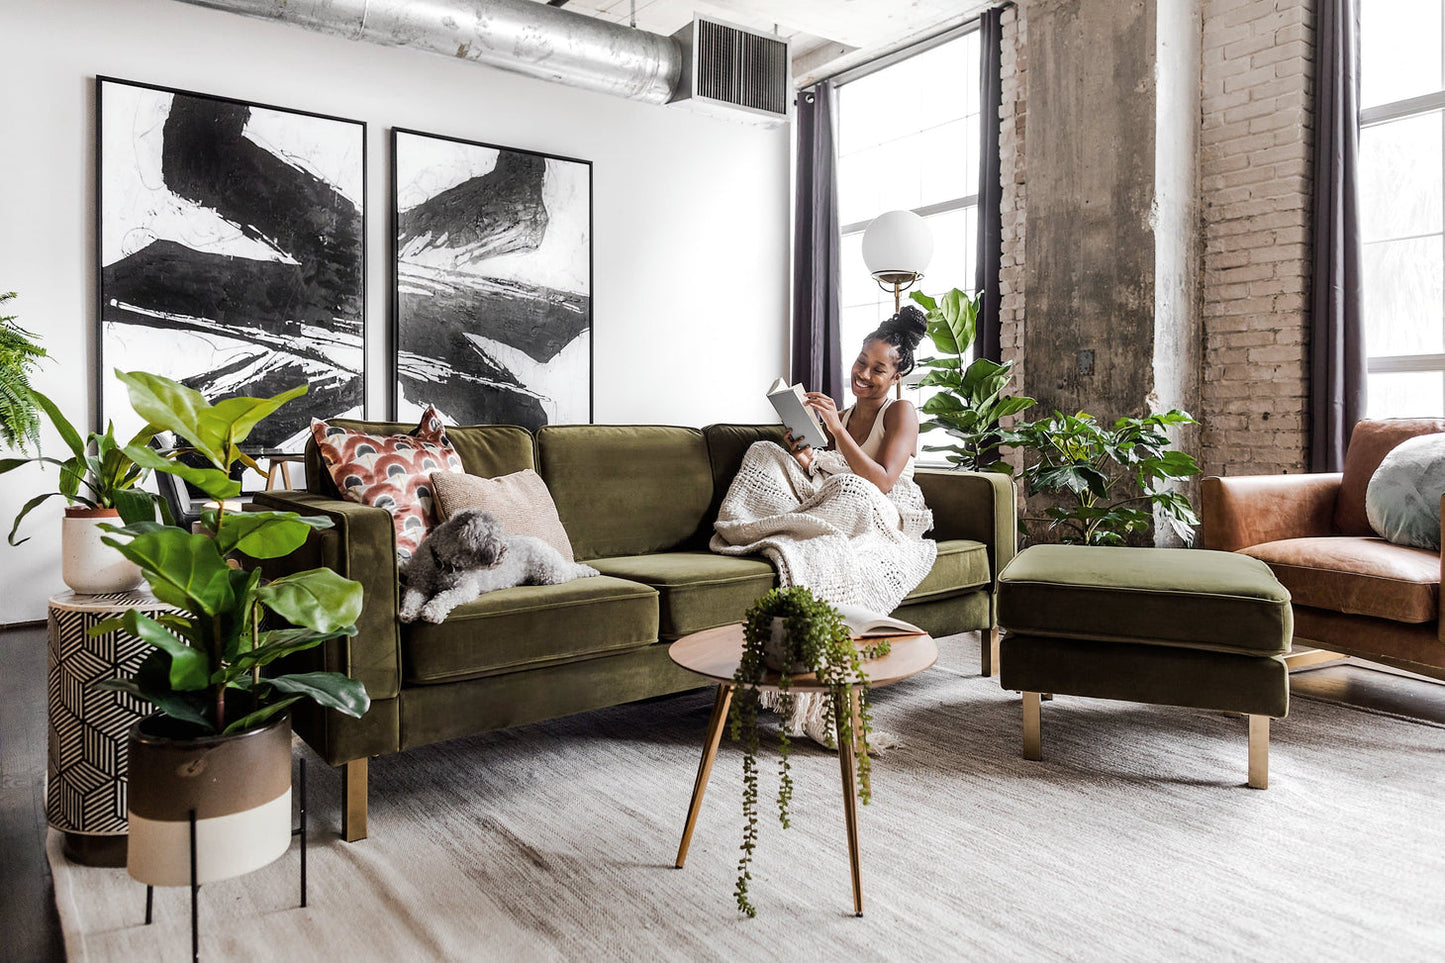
[46,590,174,867]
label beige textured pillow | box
[429,469,575,562]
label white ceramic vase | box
[61,507,144,595]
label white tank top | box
[839,398,916,480]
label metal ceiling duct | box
[175,0,683,104]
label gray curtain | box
[791,82,845,400]
[974,6,1005,365]
[1310,0,1366,471]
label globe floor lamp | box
[862,210,934,396]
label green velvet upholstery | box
[289,695,400,767]
[695,424,788,547]
[915,469,1018,623]
[304,420,535,498]
[999,634,1289,718]
[589,552,777,638]
[399,642,703,750]
[907,539,991,600]
[251,490,403,700]
[897,588,992,639]
[403,577,658,684]
[537,425,714,561]
[998,545,1293,656]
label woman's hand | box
[783,428,815,472]
[803,392,844,435]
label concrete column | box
[1021,0,1201,542]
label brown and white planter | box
[126,713,293,887]
[61,506,143,595]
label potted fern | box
[0,290,47,453]
[729,587,890,917]
[96,370,369,888]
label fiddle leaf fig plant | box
[96,371,369,735]
[1006,408,1202,545]
[910,288,1034,472]
[730,587,890,918]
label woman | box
[712,306,936,746]
[784,306,927,490]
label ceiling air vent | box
[669,17,791,125]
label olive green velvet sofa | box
[252,422,1016,840]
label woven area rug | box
[50,632,1445,960]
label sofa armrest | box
[1199,473,1342,553]
[914,468,1018,592]
[249,491,402,703]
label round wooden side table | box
[46,590,173,866]
[668,624,938,917]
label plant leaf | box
[101,527,235,616]
[256,568,364,633]
[221,695,305,735]
[213,510,332,559]
[266,671,370,719]
[123,443,242,501]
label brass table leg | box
[835,687,864,917]
[1248,715,1269,789]
[675,683,733,869]
[1022,692,1042,761]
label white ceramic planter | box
[62,508,143,595]
[763,616,811,674]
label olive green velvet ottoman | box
[996,545,1293,788]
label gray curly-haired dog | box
[399,509,599,624]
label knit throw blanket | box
[710,441,937,744]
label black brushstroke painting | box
[393,129,591,430]
[99,78,365,449]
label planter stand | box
[141,758,309,962]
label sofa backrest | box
[536,425,714,560]
[693,423,787,545]
[1335,418,1445,534]
[305,419,535,498]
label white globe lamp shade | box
[861,210,934,281]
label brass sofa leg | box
[1022,692,1042,761]
[982,626,1001,678]
[342,758,369,841]
[1248,716,1269,790]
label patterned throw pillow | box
[1365,432,1445,551]
[310,406,464,560]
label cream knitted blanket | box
[710,441,936,743]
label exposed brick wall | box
[1199,0,1314,475]
[997,2,1028,473]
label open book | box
[765,377,829,450]
[834,602,926,639]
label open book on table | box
[834,602,926,639]
[765,378,829,451]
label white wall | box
[0,0,791,623]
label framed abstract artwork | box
[97,77,366,451]
[391,128,592,429]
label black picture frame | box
[390,127,594,429]
[96,76,368,450]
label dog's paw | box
[420,601,450,624]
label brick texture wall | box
[997,3,1028,472]
[1199,0,1314,476]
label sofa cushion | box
[431,468,575,561]
[1241,536,1439,624]
[402,576,658,684]
[1335,419,1445,535]
[589,552,777,638]
[997,545,1292,656]
[1365,432,1445,551]
[536,425,713,560]
[310,407,465,561]
[904,539,991,600]
[306,420,534,498]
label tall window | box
[835,28,982,406]
[1360,1,1445,416]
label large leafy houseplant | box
[0,388,157,544]
[96,371,369,735]
[909,288,1034,472]
[1007,409,1202,545]
[0,291,47,453]
[730,587,889,917]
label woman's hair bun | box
[882,304,928,351]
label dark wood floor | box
[2,622,1441,962]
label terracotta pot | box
[61,507,143,594]
[126,713,293,887]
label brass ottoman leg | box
[1022,692,1042,761]
[1248,715,1269,789]
[982,626,1001,678]
[342,758,368,842]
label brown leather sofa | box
[1200,419,1445,681]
